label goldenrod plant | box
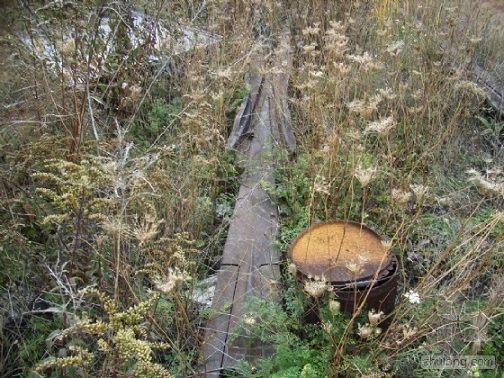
[35,290,172,377]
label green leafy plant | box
[230,297,329,378]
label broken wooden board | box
[227,35,295,154]
[474,65,504,116]
[200,31,293,377]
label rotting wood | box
[200,31,294,377]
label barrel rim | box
[288,220,393,285]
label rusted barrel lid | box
[288,221,392,286]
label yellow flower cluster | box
[135,360,173,378]
[36,346,93,372]
[37,288,171,377]
[60,319,108,339]
[115,328,152,362]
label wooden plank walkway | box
[199,32,294,377]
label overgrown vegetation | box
[0,0,503,377]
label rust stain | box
[289,221,391,284]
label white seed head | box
[410,184,429,203]
[365,116,396,136]
[391,188,412,206]
[357,323,373,340]
[302,25,321,36]
[244,316,256,327]
[329,300,341,315]
[403,290,421,304]
[346,98,378,119]
[386,40,405,56]
[402,325,418,339]
[344,258,363,275]
[313,175,331,195]
[354,165,377,188]
[368,309,384,326]
[304,276,330,298]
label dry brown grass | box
[0,0,502,377]
[481,0,504,23]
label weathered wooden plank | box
[227,95,253,150]
[201,29,294,377]
[200,266,239,377]
[221,185,279,267]
[222,266,280,370]
[474,65,504,115]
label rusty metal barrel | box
[288,221,398,324]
